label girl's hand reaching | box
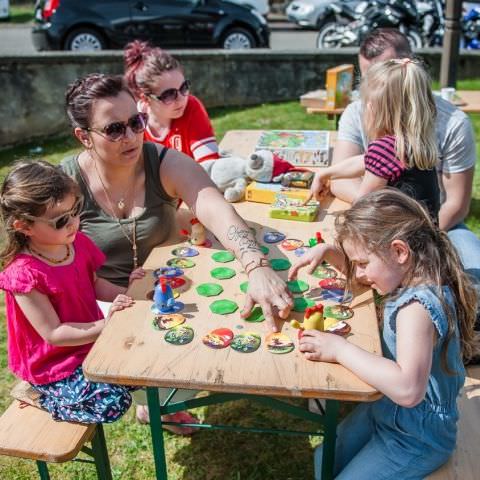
[299,330,348,363]
[310,170,331,201]
[289,243,346,280]
[129,267,146,284]
[106,294,134,321]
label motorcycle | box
[417,0,444,47]
[462,6,480,49]
[317,0,423,49]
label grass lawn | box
[0,86,479,478]
[1,4,34,24]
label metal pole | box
[440,0,463,87]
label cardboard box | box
[255,130,330,167]
[325,64,354,109]
[269,195,320,222]
[245,181,311,204]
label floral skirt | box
[31,366,135,424]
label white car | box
[0,0,9,19]
[226,0,270,16]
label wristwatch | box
[244,257,270,276]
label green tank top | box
[62,143,176,287]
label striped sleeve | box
[364,136,404,184]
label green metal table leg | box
[147,387,168,480]
[36,460,50,480]
[91,424,113,480]
[321,400,340,480]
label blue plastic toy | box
[152,277,184,314]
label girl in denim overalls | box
[289,189,478,479]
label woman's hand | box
[240,267,293,332]
[299,330,347,363]
[106,294,134,321]
[129,267,146,285]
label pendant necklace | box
[93,158,138,269]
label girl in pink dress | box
[0,160,140,423]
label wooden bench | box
[0,400,112,480]
[427,366,480,480]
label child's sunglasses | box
[87,112,147,142]
[23,196,84,230]
[149,79,191,105]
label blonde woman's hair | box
[335,189,478,370]
[361,58,438,171]
[0,160,80,267]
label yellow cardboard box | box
[245,181,311,204]
[325,64,354,109]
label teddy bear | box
[201,150,300,202]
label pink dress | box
[0,232,105,385]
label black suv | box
[32,0,270,51]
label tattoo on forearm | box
[227,225,262,259]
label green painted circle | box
[210,267,236,280]
[269,258,292,271]
[244,306,265,323]
[292,297,316,312]
[211,250,235,263]
[196,283,224,297]
[260,245,269,255]
[210,299,239,315]
[240,281,249,293]
[286,279,309,294]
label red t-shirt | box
[0,232,105,385]
[141,95,219,163]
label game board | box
[140,216,364,360]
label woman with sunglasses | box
[60,73,293,433]
[124,40,220,164]
[0,160,143,423]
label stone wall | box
[1,48,479,147]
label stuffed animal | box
[201,150,301,202]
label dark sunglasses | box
[149,80,191,105]
[23,196,84,230]
[87,112,147,142]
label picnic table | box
[300,89,480,128]
[83,130,382,480]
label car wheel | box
[222,28,256,49]
[64,28,106,51]
[316,22,340,48]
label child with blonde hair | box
[289,189,477,479]
[0,161,141,423]
[310,58,440,219]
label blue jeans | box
[448,223,480,286]
[314,402,451,480]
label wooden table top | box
[84,130,382,402]
[301,89,480,115]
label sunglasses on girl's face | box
[87,112,147,142]
[149,79,191,105]
[23,196,84,230]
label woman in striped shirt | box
[310,58,440,220]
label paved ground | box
[0,23,319,54]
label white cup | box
[441,87,456,102]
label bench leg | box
[36,460,50,480]
[91,424,113,480]
[321,400,340,480]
